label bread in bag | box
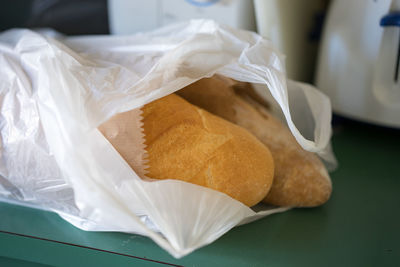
[100,94,275,207]
[177,76,332,207]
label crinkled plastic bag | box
[0,20,336,258]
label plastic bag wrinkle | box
[0,20,336,258]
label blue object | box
[185,0,219,7]
[380,12,400,27]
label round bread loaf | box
[141,94,275,207]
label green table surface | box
[1,120,399,267]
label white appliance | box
[108,0,256,34]
[316,0,400,128]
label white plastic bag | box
[0,20,336,258]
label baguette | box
[100,94,275,207]
[177,76,332,207]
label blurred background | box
[0,0,329,83]
[1,0,400,129]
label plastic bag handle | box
[283,80,332,153]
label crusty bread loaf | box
[100,94,275,207]
[177,76,332,207]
